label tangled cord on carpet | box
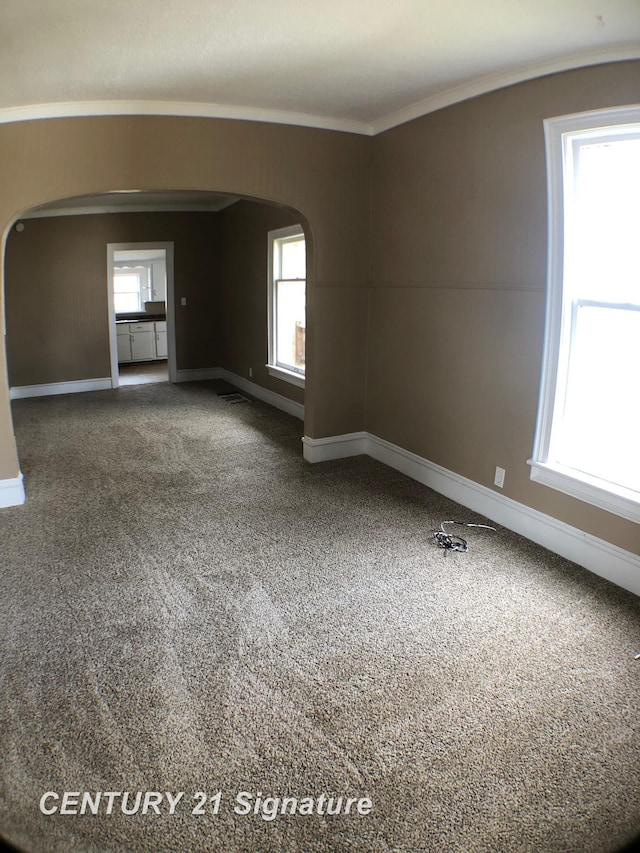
[432,520,496,554]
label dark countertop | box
[116,314,166,324]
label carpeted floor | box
[1,381,639,853]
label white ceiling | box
[1,0,638,136]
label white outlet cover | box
[494,467,506,488]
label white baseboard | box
[302,432,368,462]
[302,431,640,597]
[10,378,112,399]
[175,367,222,382]
[174,366,304,420]
[0,473,25,507]
[219,369,304,421]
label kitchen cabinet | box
[116,324,132,363]
[130,323,154,361]
[117,320,167,364]
[154,321,168,359]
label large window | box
[530,106,640,522]
[267,225,306,387]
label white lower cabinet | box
[154,321,168,359]
[130,324,154,361]
[116,325,132,363]
[117,320,168,364]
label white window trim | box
[529,104,640,524]
[266,364,306,387]
[267,224,306,388]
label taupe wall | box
[5,212,221,387]
[0,115,371,479]
[216,200,304,405]
[5,201,307,406]
[1,63,638,558]
[368,60,640,555]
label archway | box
[3,188,314,503]
[0,114,371,508]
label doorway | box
[107,242,176,388]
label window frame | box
[113,263,152,314]
[529,104,640,523]
[266,224,306,388]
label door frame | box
[107,241,176,387]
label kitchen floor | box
[118,361,168,386]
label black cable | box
[432,520,496,554]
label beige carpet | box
[1,381,639,853]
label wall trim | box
[302,431,640,597]
[9,367,302,415]
[175,367,223,382]
[370,47,640,134]
[174,366,304,420]
[0,50,637,139]
[9,377,112,399]
[0,99,370,136]
[302,432,368,462]
[266,364,305,388]
[0,473,25,508]
[219,369,304,420]
[23,200,239,219]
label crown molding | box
[0,49,637,140]
[370,46,640,135]
[23,201,238,219]
[0,99,372,136]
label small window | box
[113,265,151,313]
[530,106,640,522]
[267,226,306,387]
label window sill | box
[528,459,640,524]
[266,364,305,388]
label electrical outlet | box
[494,466,506,488]
[248,367,253,378]
[181,297,187,306]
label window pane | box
[569,138,640,304]
[113,273,141,294]
[276,279,305,370]
[555,305,640,491]
[280,239,305,280]
[114,292,141,313]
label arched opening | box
[0,113,371,509]
[3,189,314,501]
